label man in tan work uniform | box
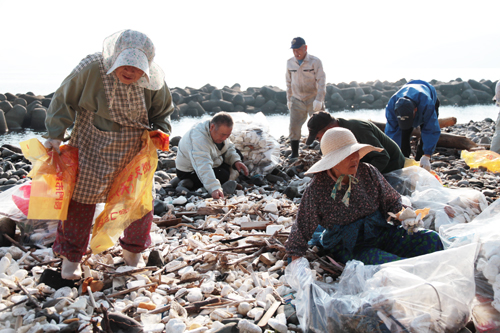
[286,37,326,159]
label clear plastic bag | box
[385,166,488,231]
[440,198,500,329]
[229,112,281,176]
[0,181,60,246]
[285,244,477,333]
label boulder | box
[41,98,52,108]
[472,89,492,103]
[338,87,356,100]
[222,91,236,102]
[0,111,7,134]
[243,95,255,106]
[5,104,26,130]
[260,100,276,113]
[468,79,493,94]
[172,91,184,104]
[30,108,47,130]
[0,101,12,113]
[4,93,16,101]
[14,98,27,107]
[217,100,234,112]
[232,94,245,106]
[254,95,266,108]
[448,94,462,105]
[210,89,223,101]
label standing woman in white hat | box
[42,30,174,280]
[285,127,443,265]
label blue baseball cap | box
[290,37,306,49]
[394,97,416,130]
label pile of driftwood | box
[0,187,346,333]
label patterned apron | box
[69,53,150,204]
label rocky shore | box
[0,77,498,134]
[0,111,498,331]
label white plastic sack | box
[286,244,477,333]
[385,166,488,230]
[229,112,280,176]
[440,198,500,313]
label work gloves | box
[43,139,62,154]
[313,100,322,111]
[419,155,431,171]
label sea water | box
[0,104,497,147]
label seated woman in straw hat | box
[285,127,443,265]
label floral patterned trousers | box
[52,199,153,262]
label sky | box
[1,0,499,95]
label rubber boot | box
[290,140,300,159]
[123,249,146,268]
[61,257,82,280]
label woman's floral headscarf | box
[102,29,165,90]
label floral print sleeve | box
[286,182,322,257]
[285,163,402,257]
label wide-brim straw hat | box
[306,127,383,175]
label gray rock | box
[153,199,167,216]
[146,250,165,268]
[5,104,26,130]
[284,186,300,199]
[482,190,497,197]
[480,137,491,144]
[155,170,170,181]
[175,186,191,195]
[212,322,238,333]
[0,101,13,113]
[467,126,480,132]
[161,159,176,169]
[0,217,16,247]
[30,108,47,130]
[265,174,285,183]
[14,98,27,107]
[168,176,180,188]
[178,178,194,189]
[222,180,237,195]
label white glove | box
[419,155,431,171]
[313,100,322,111]
[43,139,62,154]
[287,101,291,110]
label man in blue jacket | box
[385,80,440,171]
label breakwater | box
[0,78,497,134]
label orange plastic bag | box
[461,150,500,172]
[20,139,79,220]
[90,130,169,254]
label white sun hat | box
[102,29,165,90]
[306,127,383,175]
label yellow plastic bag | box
[20,139,79,220]
[461,150,500,172]
[90,130,169,254]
